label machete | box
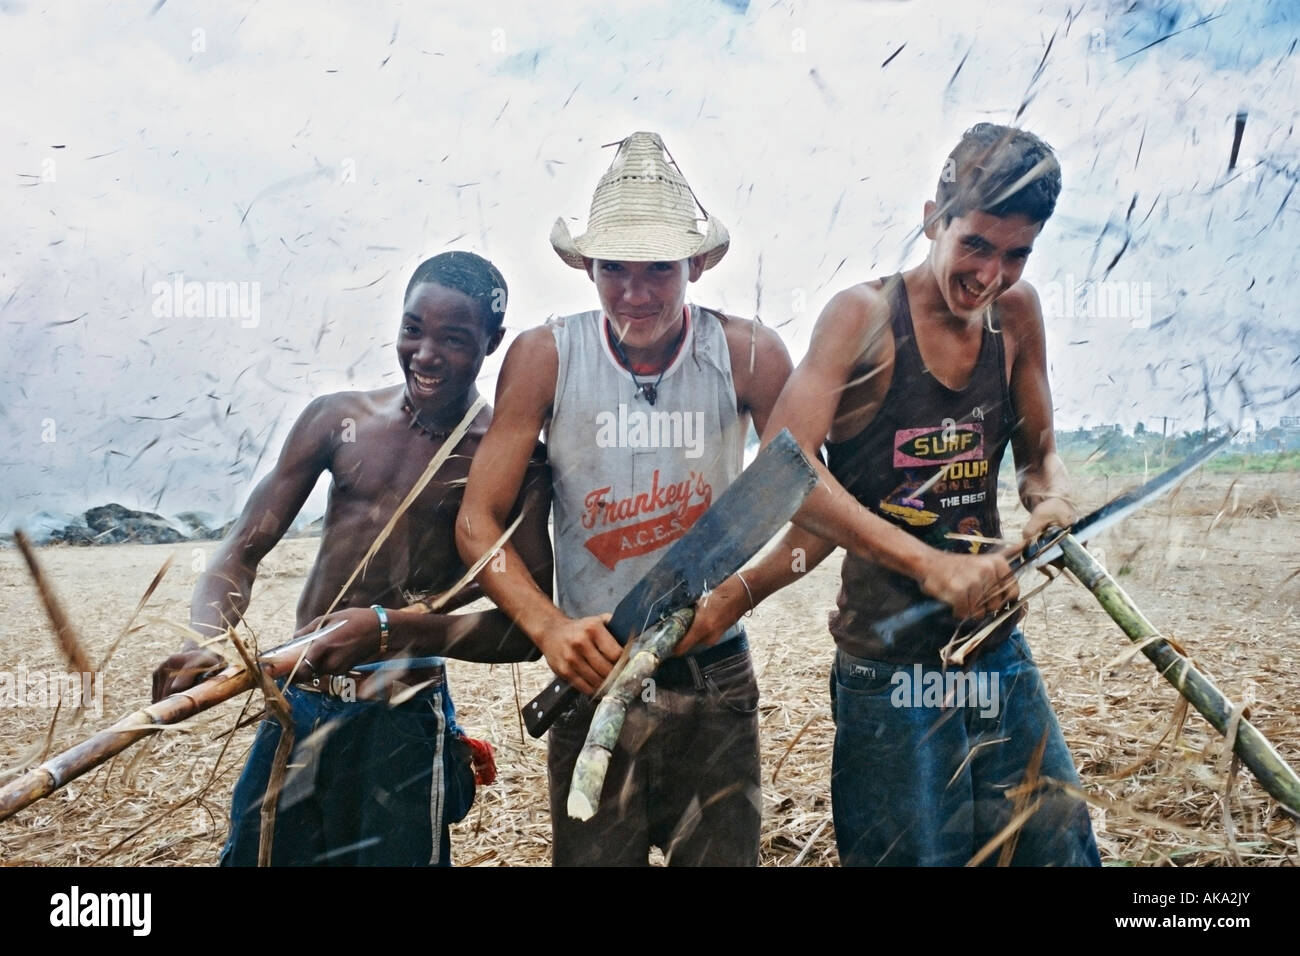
[871,432,1233,647]
[522,429,818,737]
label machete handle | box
[870,539,1040,647]
[523,677,579,738]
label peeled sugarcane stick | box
[1058,533,1300,816]
[567,607,695,822]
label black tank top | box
[825,274,1019,663]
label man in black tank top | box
[712,125,1100,865]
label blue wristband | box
[371,605,390,654]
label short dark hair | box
[404,251,508,335]
[932,123,1061,227]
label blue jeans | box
[220,682,475,866]
[829,630,1100,866]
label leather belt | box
[294,664,446,703]
[654,634,749,688]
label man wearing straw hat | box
[457,132,793,865]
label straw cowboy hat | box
[550,131,729,271]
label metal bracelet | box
[736,572,756,617]
[371,604,390,654]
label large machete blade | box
[872,431,1234,646]
[1017,431,1233,571]
[522,429,818,737]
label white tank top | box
[546,305,747,629]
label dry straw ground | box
[1,469,1297,866]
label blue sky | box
[3,0,1298,525]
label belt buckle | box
[309,673,358,701]
[328,674,357,699]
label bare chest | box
[328,423,475,529]
[913,320,992,391]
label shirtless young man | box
[153,251,551,866]
[456,132,792,865]
[725,124,1100,865]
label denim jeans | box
[829,630,1100,866]
[547,649,762,866]
[220,682,475,866]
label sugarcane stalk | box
[0,663,260,822]
[0,626,335,824]
[567,607,694,822]
[1058,533,1300,816]
[0,592,468,824]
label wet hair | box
[404,251,508,335]
[932,123,1061,228]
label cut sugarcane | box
[1058,533,1300,816]
[567,607,695,821]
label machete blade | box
[523,429,818,737]
[605,429,819,643]
[1019,431,1233,573]
[259,617,350,662]
[871,431,1235,648]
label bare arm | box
[726,322,838,604]
[681,316,838,650]
[294,605,539,667]
[762,289,936,572]
[299,463,556,668]
[761,288,1016,620]
[153,396,336,700]
[1004,284,1075,540]
[418,464,552,616]
[189,396,335,637]
[392,607,539,663]
[456,327,620,694]
[737,523,838,607]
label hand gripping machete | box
[870,432,1234,648]
[522,429,818,737]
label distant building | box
[1252,425,1300,453]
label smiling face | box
[397,281,503,415]
[585,257,704,354]
[923,205,1043,319]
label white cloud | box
[2,0,1297,523]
